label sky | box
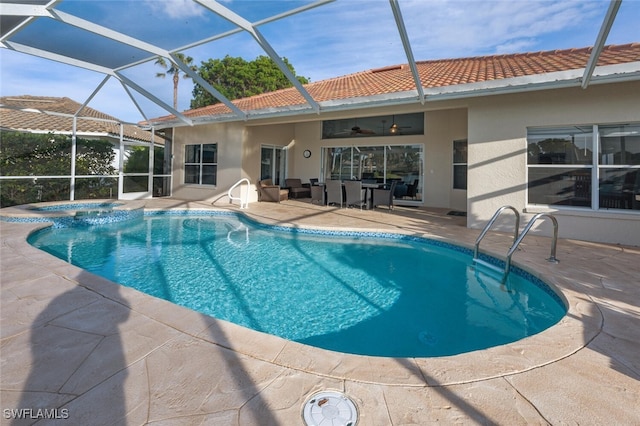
[1,0,638,124]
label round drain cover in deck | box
[302,390,358,426]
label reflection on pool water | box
[28,212,567,357]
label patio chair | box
[373,181,398,210]
[310,185,324,205]
[257,179,288,202]
[344,180,367,210]
[405,179,419,199]
[284,178,311,199]
[325,179,343,207]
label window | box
[321,144,423,201]
[527,124,640,211]
[185,143,217,185]
[599,124,640,209]
[453,139,467,190]
[322,113,424,139]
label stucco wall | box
[288,108,468,208]
[245,123,296,182]
[171,121,247,203]
[424,108,468,209]
[170,107,469,208]
[466,81,640,246]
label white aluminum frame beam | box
[194,0,321,113]
[176,0,334,53]
[0,4,51,17]
[582,0,622,89]
[115,72,193,126]
[0,1,60,40]
[389,0,425,104]
[168,52,247,120]
[76,75,111,117]
[1,40,114,74]
[1,0,333,121]
[43,7,244,120]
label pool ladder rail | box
[227,178,250,209]
[473,206,559,283]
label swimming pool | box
[28,212,566,357]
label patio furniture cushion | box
[257,179,289,202]
[284,178,311,199]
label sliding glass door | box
[321,144,423,204]
[260,145,287,185]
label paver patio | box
[1,198,639,425]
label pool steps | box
[473,206,559,282]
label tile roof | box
[155,43,640,124]
[0,96,159,143]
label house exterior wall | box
[245,122,296,188]
[424,108,468,210]
[172,106,469,209]
[287,107,468,208]
[171,121,296,203]
[466,80,640,246]
[168,80,638,245]
[171,121,246,203]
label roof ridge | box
[413,43,639,65]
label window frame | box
[452,139,468,190]
[526,123,640,212]
[322,113,424,139]
[184,143,218,186]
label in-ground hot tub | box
[0,200,145,227]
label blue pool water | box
[28,213,566,357]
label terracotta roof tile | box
[0,96,158,142]
[157,43,639,123]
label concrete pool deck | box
[1,198,639,425]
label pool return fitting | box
[473,206,559,283]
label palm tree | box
[155,53,197,110]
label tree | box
[0,132,116,207]
[190,55,309,109]
[155,53,198,110]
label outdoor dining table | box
[315,181,383,209]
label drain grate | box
[302,390,358,426]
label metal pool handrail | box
[505,212,559,276]
[473,205,520,260]
[227,178,250,209]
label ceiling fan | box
[350,126,376,135]
[330,125,376,136]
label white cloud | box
[143,0,206,19]
[398,0,604,58]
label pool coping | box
[1,200,601,387]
